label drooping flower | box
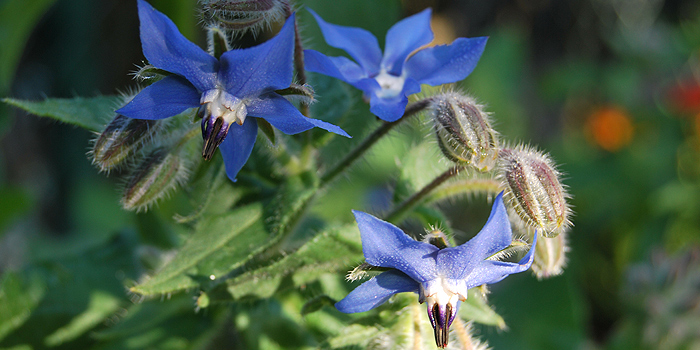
[118,0,349,181]
[304,8,487,122]
[336,192,535,348]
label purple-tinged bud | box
[199,0,288,34]
[121,147,188,211]
[497,145,572,237]
[532,231,569,279]
[429,93,499,172]
[91,114,162,172]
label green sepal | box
[257,118,276,145]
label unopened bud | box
[121,147,188,211]
[199,0,288,34]
[430,93,498,171]
[532,231,568,279]
[91,114,162,172]
[497,145,572,237]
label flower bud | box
[429,92,498,172]
[199,0,288,34]
[91,114,162,172]
[497,145,571,237]
[532,231,568,279]
[121,147,188,211]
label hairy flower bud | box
[532,231,569,278]
[199,0,288,34]
[497,145,572,237]
[121,147,188,211]
[430,92,498,171]
[91,114,162,172]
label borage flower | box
[337,192,535,348]
[304,8,487,122]
[118,0,348,181]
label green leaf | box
[3,96,123,132]
[0,0,57,93]
[43,291,121,347]
[459,289,506,329]
[130,203,263,297]
[225,223,362,299]
[0,273,45,342]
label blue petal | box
[308,8,382,75]
[352,210,438,283]
[218,118,258,182]
[368,93,408,122]
[304,49,367,84]
[137,0,217,92]
[437,192,514,280]
[116,76,200,120]
[404,37,487,86]
[247,93,349,137]
[219,14,296,97]
[464,233,537,290]
[381,8,433,76]
[335,270,419,314]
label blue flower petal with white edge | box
[137,0,217,92]
[335,270,420,314]
[218,118,258,181]
[404,37,488,86]
[352,210,439,283]
[381,8,433,75]
[117,76,200,120]
[307,8,382,75]
[219,14,296,96]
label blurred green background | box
[2,0,700,349]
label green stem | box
[383,165,465,223]
[319,99,430,187]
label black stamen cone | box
[202,116,229,160]
[430,303,453,348]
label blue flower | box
[118,0,349,181]
[336,192,535,348]
[304,8,487,122]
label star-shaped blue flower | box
[117,0,349,181]
[336,192,535,348]
[304,8,487,122]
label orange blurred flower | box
[586,106,634,152]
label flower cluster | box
[84,1,571,348]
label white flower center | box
[421,277,464,307]
[373,69,405,98]
[200,88,247,125]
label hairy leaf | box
[130,203,263,296]
[3,96,123,132]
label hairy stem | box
[319,99,430,187]
[384,165,466,223]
